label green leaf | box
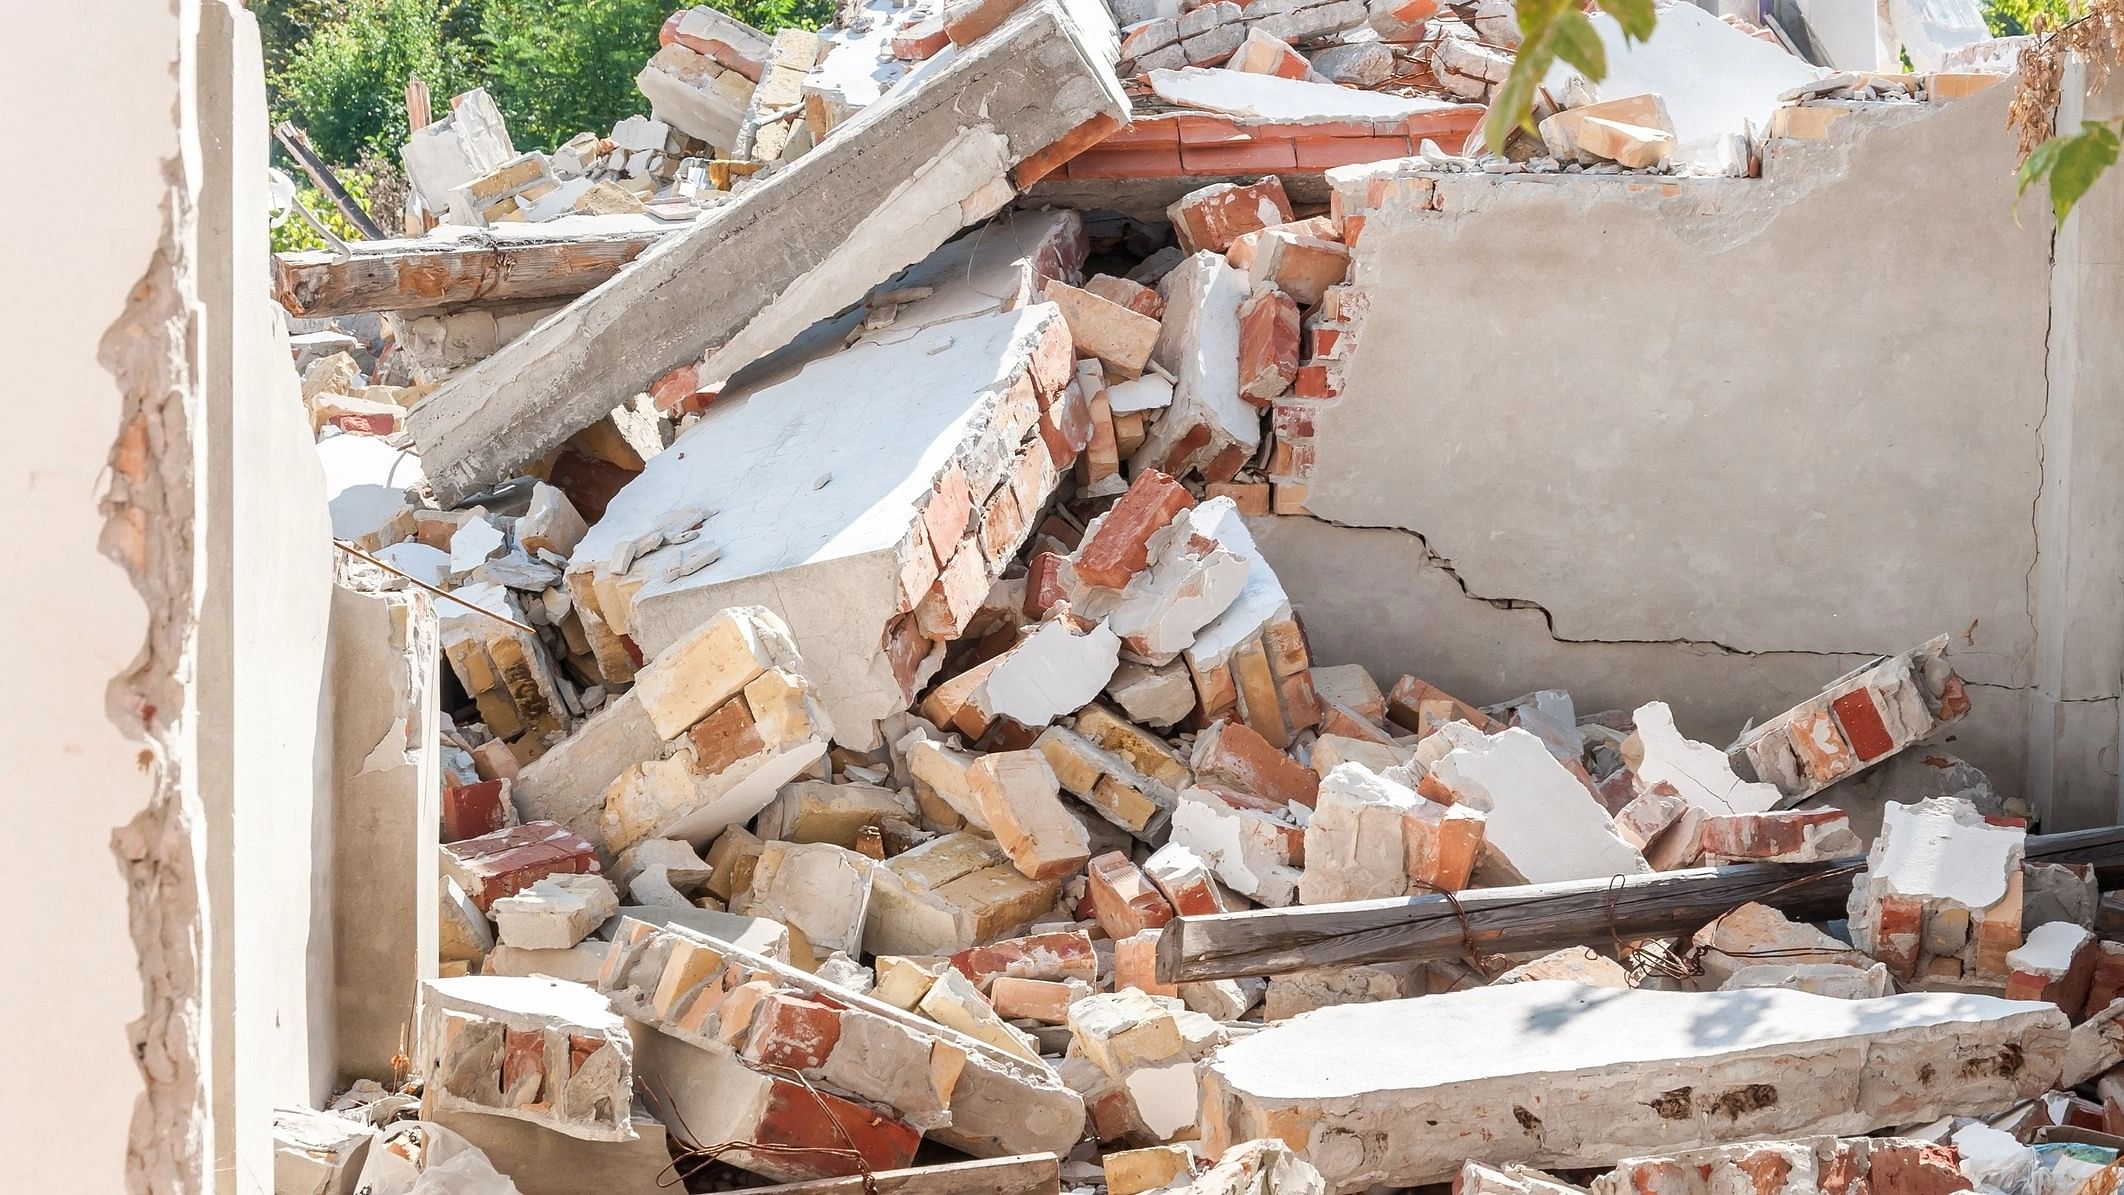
[1597,0,1656,41]
[2018,120,2120,225]
[1549,7,1607,78]
[1481,43,1555,154]
[1512,0,1570,43]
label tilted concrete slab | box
[1200,980,2065,1192]
[407,0,1126,504]
[566,213,1086,748]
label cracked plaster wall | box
[0,3,337,1190]
[1273,83,2124,827]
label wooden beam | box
[716,1152,1061,1195]
[1156,825,2124,983]
[272,121,387,240]
[271,227,670,317]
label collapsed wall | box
[1248,82,2124,826]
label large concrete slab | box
[407,0,1127,504]
[1200,980,2066,1192]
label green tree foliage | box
[1986,0,2078,35]
[264,0,838,167]
[1480,0,1655,155]
[475,0,672,153]
[273,0,470,165]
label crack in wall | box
[100,166,205,1195]
[1282,510,1875,662]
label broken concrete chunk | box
[736,840,878,957]
[1203,981,2067,1190]
[1171,784,1304,907]
[492,873,620,950]
[441,820,601,912]
[1846,795,2024,983]
[1731,637,1971,802]
[1629,700,1783,816]
[418,975,636,1141]
[1419,727,1648,884]
[968,749,1092,879]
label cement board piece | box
[406,0,1128,504]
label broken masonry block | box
[702,823,766,904]
[492,874,620,951]
[968,616,1124,730]
[1203,981,2066,1191]
[1138,253,1260,482]
[1105,658,1197,729]
[968,748,1092,880]
[2005,920,2097,1013]
[1247,233,1352,308]
[441,777,518,844]
[1490,947,1629,988]
[1184,508,1320,745]
[667,5,772,80]
[1088,850,1179,939]
[1074,468,1197,590]
[1036,722,1180,841]
[990,974,1080,1024]
[417,975,636,1141]
[440,582,571,760]
[864,832,1061,957]
[1692,902,1870,987]
[409,0,1128,505]
[950,928,1099,991]
[1170,784,1305,907]
[1045,280,1161,379]
[735,840,878,957]
[1846,796,2024,984]
[1086,273,1165,318]
[1731,636,1971,802]
[1169,177,1296,255]
[1238,289,1301,404]
[603,915,1084,1160]
[1385,675,1496,739]
[1627,700,1784,816]
[1195,717,1322,808]
[1143,841,1232,916]
[1301,763,1480,904]
[1575,116,1677,169]
[1719,960,1893,999]
[566,222,1088,747]
[1589,1137,1971,1195]
[918,963,1047,1064]
[441,820,601,912]
[1180,1139,1328,1195]
[630,606,797,741]
[1418,727,1648,884]
[1114,928,1182,998]
[1230,27,1315,79]
[637,43,756,152]
[596,666,833,854]
[402,87,516,221]
[1083,498,1253,666]
[1458,1161,1585,1195]
[1108,1144,1200,1195]
[754,779,917,847]
[1538,93,1674,165]
[1698,808,1862,864]
[1311,663,1386,723]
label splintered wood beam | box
[273,121,387,240]
[271,227,670,317]
[1156,824,2124,983]
[732,1152,1061,1195]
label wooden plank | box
[735,1153,1061,1195]
[1156,824,2124,983]
[272,228,671,317]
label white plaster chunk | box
[1720,961,1893,1000]
[1859,795,2023,909]
[1107,374,1176,414]
[1300,763,1419,905]
[1631,701,1784,816]
[492,873,620,950]
[1101,497,1253,662]
[374,541,450,586]
[1171,786,1302,906]
[1425,728,1648,883]
[1203,981,2068,1191]
[317,432,425,547]
[977,618,1124,727]
[736,840,877,956]
[449,515,506,576]
[1139,253,1258,478]
[1187,497,1291,671]
[2008,920,2094,978]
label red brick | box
[1864,1143,1972,1195]
[1872,893,1926,980]
[950,930,1098,990]
[890,15,948,59]
[1075,469,1195,589]
[1170,176,1296,253]
[1038,367,1095,465]
[1179,139,1300,175]
[1202,442,1249,484]
[689,696,765,776]
[1293,134,1417,170]
[1404,108,1486,141]
[1229,29,1311,79]
[1027,316,1077,407]
[1292,362,1340,400]
[1087,851,1178,939]
[1206,480,1271,517]
[1236,289,1300,404]
[1084,273,1165,318]
[1097,116,1182,147]
[442,820,600,910]
[754,1076,922,1179]
[502,1027,544,1104]
[1698,808,1851,860]
[742,993,844,1070]
[1831,688,1897,761]
[1015,110,1128,188]
[922,464,973,569]
[1024,551,1068,619]
[1064,145,1187,179]
[327,411,400,436]
[2085,940,2124,1019]
[1194,718,1320,807]
[882,613,933,701]
[944,0,1026,46]
[441,778,513,844]
[1177,115,1252,144]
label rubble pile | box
[268,2,2089,1194]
